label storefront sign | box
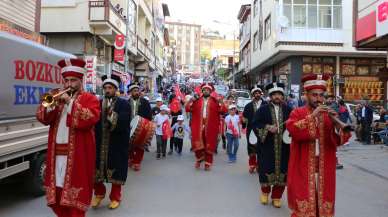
[377,0,388,37]
[84,56,97,93]
[0,22,44,44]
[114,34,125,62]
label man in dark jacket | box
[242,85,267,173]
[128,83,152,171]
[93,74,131,209]
[358,100,374,144]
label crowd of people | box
[37,57,387,217]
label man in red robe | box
[185,83,227,170]
[286,74,351,217]
[36,58,100,217]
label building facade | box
[237,4,252,89]
[355,0,388,106]
[244,0,385,104]
[40,0,169,96]
[165,21,201,72]
[0,0,44,43]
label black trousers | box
[156,135,167,155]
[361,121,371,144]
[169,116,179,150]
[173,137,184,153]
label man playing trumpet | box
[36,58,100,217]
[253,82,291,208]
[286,74,351,217]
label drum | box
[282,129,291,144]
[130,115,155,148]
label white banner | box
[84,55,97,93]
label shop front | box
[339,57,386,104]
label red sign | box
[378,2,388,22]
[114,34,125,62]
[114,34,125,49]
[114,49,125,62]
[356,11,376,42]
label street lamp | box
[212,20,237,88]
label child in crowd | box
[154,105,170,159]
[171,115,190,155]
[225,104,241,163]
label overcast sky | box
[162,0,250,39]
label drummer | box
[127,82,152,171]
[252,82,291,208]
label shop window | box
[340,57,385,102]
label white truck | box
[0,32,74,196]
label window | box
[319,6,331,28]
[264,15,271,39]
[293,4,306,27]
[253,0,258,17]
[253,32,258,51]
[282,0,342,29]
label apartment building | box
[165,21,201,72]
[40,0,169,94]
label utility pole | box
[232,30,236,89]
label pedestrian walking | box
[253,82,291,208]
[225,104,241,163]
[36,58,100,217]
[171,115,190,155]
[152,97,163,117]
[154,105,171,159]
[93,74,131,209]
[286,74,351,217]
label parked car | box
[235,89,251,111]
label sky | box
[162,0,250,39]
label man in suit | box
[358,100,373,144]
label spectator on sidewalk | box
[377,115,388,146]
[358,100,374,144]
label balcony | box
[137,36,154,66]
[89,0,127,37]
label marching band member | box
[286,74,351,217]
[185,83,227,171]
[253,82,291,208]
[92,74,131,209]
[36,58,100,217]
[127,83,152,171]
[242,85,267,173]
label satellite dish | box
[278,15,289,28]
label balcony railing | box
[137,36,153,62]
[89,0,127,34]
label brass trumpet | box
[319,103,354,132]
[41,87,72,107]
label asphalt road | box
[1,137,388,217]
